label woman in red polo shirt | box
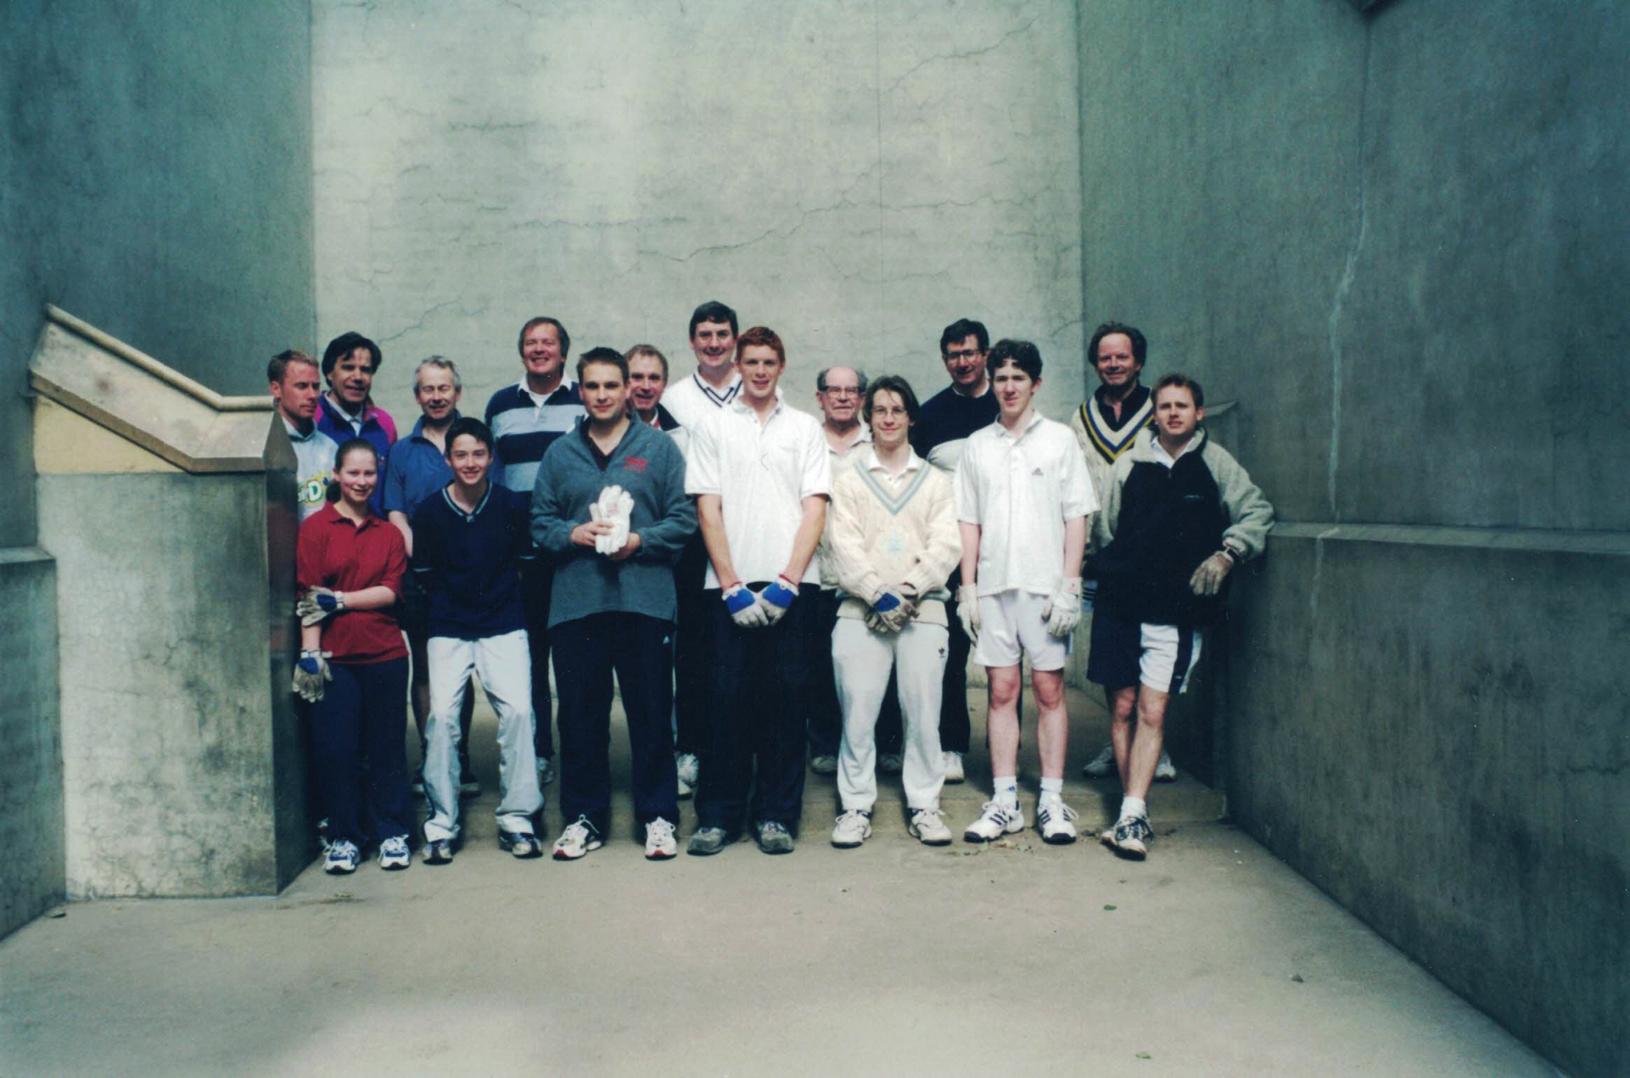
[294,438,414,874]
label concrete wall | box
[0,1,315,934]
[313,0,1085,422]
[1076,2,1630,1074]
[0,551,61,936]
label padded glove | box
[292,650,332,703]
[296,587,344,627]
[757,575,799,626]
[1042,578,1083,638]
[592,485,634,555]
[955,583,980,642]
[870,589,914,634]
[1189,550,1235,597]
[723,583,770,629]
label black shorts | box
[1086,607,1201,695]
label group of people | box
[271,302,1273,874]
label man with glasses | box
[909,319,999,784]
[811,366,905,778]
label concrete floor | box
[1,690,1555,1076]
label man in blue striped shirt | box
[484,316,585,785]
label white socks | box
[993,777,1019,808]
[1119,796,1147,821]
[1039,777,1063,805]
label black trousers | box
[695,583,821,834]
[521,558,555,759]
[552,612,679,834]
[671,534,710,756]
[311,657,412,848]
[939,590,973,754]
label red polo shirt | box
[296,504,408,664]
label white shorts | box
[972,590,1069,671]
[1086,609,1202,694]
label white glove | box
[1189,550,1235,596]
[956,583,980,642]
[1042,578,1083,638]
[592,486,634,555]
[292,650,333,703]
[296,587,344,627]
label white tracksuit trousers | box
[832,617,948,811]
[423,629,543,842]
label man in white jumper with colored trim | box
[825,375,962,848]
[955,339,1097,845]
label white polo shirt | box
[686,393,831,589]
[663,369,742,431]
[955,409,1097,597]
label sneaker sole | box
[646,847,677,861]
[500,835,544,859]
[686,843,725,856]
[1041,830,1078,846]
[1111,841,1148,860]
[552,841,602,861]
[963,822,1024,844]
[830,833,869,849]
[759,843,795,855]
[910,828,953,846]
[424,849,453,865]
[324,863,356,875]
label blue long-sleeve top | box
[530,418,697,629]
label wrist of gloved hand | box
[955,583,981,640]
[292,649,333,702]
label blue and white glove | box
[723,583,770,629]
[292,650,333,703]
[296,587,344,627]
[867,588,914,634]
[757,575,799,626]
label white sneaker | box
[963,800,1025,843]
[377,835,411,870]
[1036,800,1079,845]
[1082,743,1116,777]
[551,816,602,861]
[323,839,359,874]
[675,753,699,799]
[644,817,678,860]
[908,807,953,846]
[1155,751,1177,781]
[942,752,965,784]
[830,809,872,849]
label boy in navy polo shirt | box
[411,417,545,862]
[532,348,696,860]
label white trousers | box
[832,618,948,811]
[423,630,542,842]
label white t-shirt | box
[955,409,1097,597]
[663,369,742,431]
[685,394,831,589]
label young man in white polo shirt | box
[684,326,830,856]
[663,301,741,798]
[825,375,961,847]
[955,339,1097,844]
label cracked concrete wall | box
[0,1,314,935]
[1076,2,1630,1074]
[312,0,1084,422]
